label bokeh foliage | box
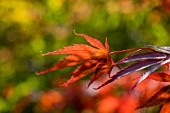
[0,0,170,112]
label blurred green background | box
[0,0,170,113]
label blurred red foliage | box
[10,70,169,113]
[162,0,170,14]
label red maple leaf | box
[36,31,115,87]
[147,72,170,82]
[136,84,170,113]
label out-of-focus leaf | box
[137,85,170,109]
[147,72,170,82]
[160,101,170,113]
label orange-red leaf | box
[160,101,170,113]
[147,72,170,82]
[105,37,109,51]
[42,44,98,56]
[36,55,82,75]
[74,31,105,50]
[87,62,112,88]
[42,44,108,61]
[36,32,113,87]
[137,85,170,108]
[61,63,97,87]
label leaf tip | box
[93,87,99,90]
[41,53,46,56]
[60,83,69,87]
[35,71,41,76]
[73,30,79,36]
[93,86,102,90]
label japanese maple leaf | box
[36,31,114,87]
[95,45,170,90]
[137,85,170,113]
[147,72,170,82]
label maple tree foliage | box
[95,45,170,90]
[137,85,170,108]
[94,45,170,112]
[37,33,170,113]
[36,32,115,87]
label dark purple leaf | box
[147,45,170,54]
[94,59,162,89]
[120,52,166,64]
[132,58,170,90]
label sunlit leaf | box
[36,32,114,87]
[74,31,106,50]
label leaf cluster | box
[37,33,170,112]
